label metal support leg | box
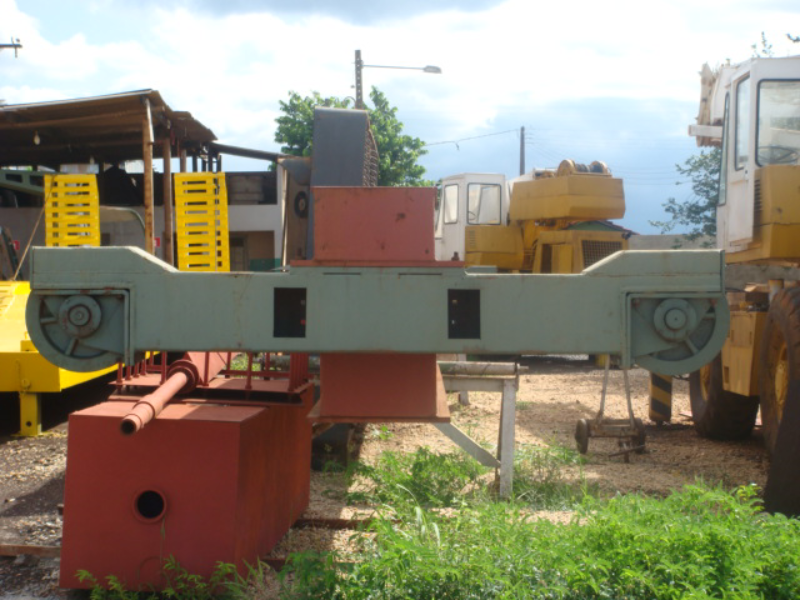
[497,377,516,500]
[623,368,635,427]
[576,362,646,457]
[597,355,611,418]
[18,392,42,437]
[439,361,518,500]
[457,354,469,406]
[434,423,500,468]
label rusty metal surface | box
[120,352,228,434]
[309,353,449,423]
[60,387,313,590]
[310,187,436,263]
[119,369,189,435]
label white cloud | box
[1,0,798,232]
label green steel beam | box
[0,169,44,196]
[26,246,728,376]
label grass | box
[344,446,489,508]
[77,556,238,599]
[276,482,800,600]
[77,447,800,599]
[512,444,593,510]
[344,443,591,512]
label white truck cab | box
[434,171,544,262]
[690,56,800,253]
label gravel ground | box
[0,357,770,598]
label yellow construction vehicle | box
[435,160,630,274]
[1,174,115,435]
[687,55,800,456]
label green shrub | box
[345,446,489,508]
[278,483,800,600]
[512,444,591,510]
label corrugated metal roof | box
[0,89,216,167]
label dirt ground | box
[0,357,769,598]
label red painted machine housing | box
[59,391,312,590]
[300,186,451,423]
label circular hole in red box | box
[134,489,166,522]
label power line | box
[425,128,518,149]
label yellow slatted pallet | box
[44,174,101,247]
[174,173,231,272]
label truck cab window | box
[443,184,459,224]
[467,183,501,225]
[757,80,800,166]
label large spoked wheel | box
[688,354,759,440]
[635,295,730,377]
[25,292,124,373]
[759,288,800,456]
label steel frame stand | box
[17,391,42,437]
[574,356,645,461]
[435,361,519,499]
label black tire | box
[759,288,800,456]
[688,354,759,440]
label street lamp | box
[0,38,22,58]
[354,49,441,109]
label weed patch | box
[345,446,488,508]
[278,483,800,599]
[513,444,594,510]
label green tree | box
[651,147,721,241]
[274,87,430,186]
[366,88,429,186]
[274,91,352,157]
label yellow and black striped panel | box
[649,372,672,422]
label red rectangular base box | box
[60,394,312,590]
[308,353,449,423]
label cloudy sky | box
[1,0,798,233]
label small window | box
[756,79,800,166]
[735,76,750,170]
[443,184,458,224]
[467,183,501,225]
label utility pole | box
[519,126,525,176]
[0,38,22,57]
[355,50,364,109]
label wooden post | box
[142,98,155,255]
[179,142,187,173]
[162,137,174,266]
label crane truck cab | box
[691,55,800,261]
[434,172,510,262]
[688,55,800,456]
[435,162,628,274]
